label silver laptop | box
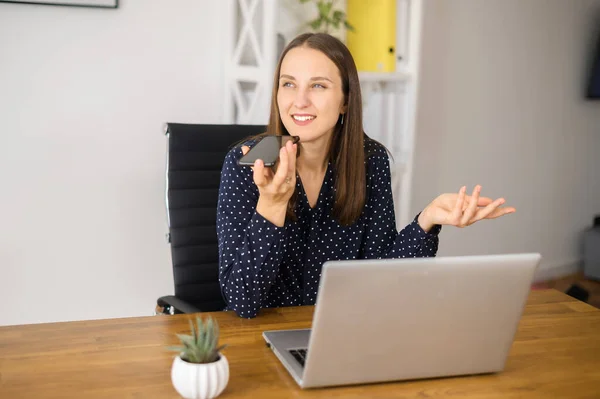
[263,253,541,389]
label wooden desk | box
[1,289,599,398]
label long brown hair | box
[266,33,367,226]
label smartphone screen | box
[238,135,299,167]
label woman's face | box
[277,46,346,145]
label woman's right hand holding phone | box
[241,140,298,227]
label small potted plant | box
[168,316,229,399]
[299,0,354,35]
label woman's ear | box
[340,104,347,114]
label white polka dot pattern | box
[216,138,440,318]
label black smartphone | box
[238,135,299,167]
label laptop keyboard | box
[289,349,308,367]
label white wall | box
[0,0,226,326]
[413,0,600,280]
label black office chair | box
[156,123,266,315]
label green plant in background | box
[299,0,355,34]
[168,316,227,364]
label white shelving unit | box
[357,0,424,229]
[357,71,410,82]
[223,0,277,125]
[224,0,423,229]
[359,72,411,228]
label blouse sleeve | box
[360,150,440,260]
[216,146,287,318]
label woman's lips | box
[292,114,316,126]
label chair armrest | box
[156,295,201,315]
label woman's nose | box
[294,88,310,109]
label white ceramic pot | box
[171,354,229,399]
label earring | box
[340,114,344,125]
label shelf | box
[358,71,411,83]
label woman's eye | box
[313,83,325,89]
[282,82,293,88]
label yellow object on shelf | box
[346,0,397,72]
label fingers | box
[461,185,480,225]
[472,196,493,207]
[250,140,297,196]
[287,140,298,180]
[469,196,503,223]
[468,187,516,222]
[272,145,289,186]
[437,184,515,228]
[474,198,504,221]
[479,204,516,220]
[450,186,466,222]
[271,140,298,187]
[253,159,267,187]
[458,195,492,211]
[241,145,250,156]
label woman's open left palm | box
[420,185,516,230]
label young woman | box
[217,33,515,318]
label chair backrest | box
[165,123,266,311]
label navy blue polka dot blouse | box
[217,137,441,318]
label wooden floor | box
[535,271,600,309]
